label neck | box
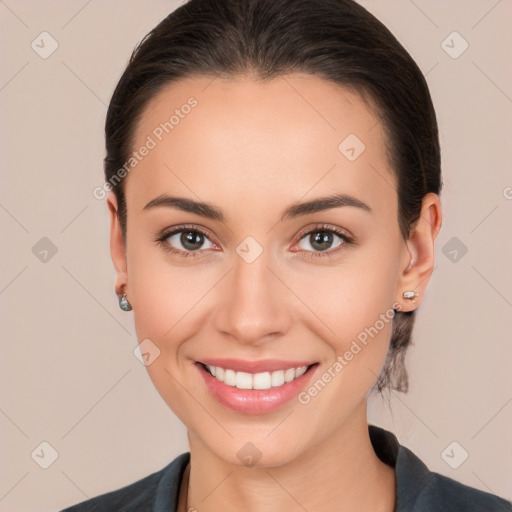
[179,401,396,512]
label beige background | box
[0,1,511,510]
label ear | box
[106,192,129,299]
[394,192,442,312]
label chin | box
[200,429,311,469]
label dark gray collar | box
[150,425,510,512]
[152,425,416,511]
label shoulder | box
[395,445,512,512]
[59,452,190,512]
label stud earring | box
[119,293,132,311]
[403,291,419,300]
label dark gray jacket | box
[61,425,512,511]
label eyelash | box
[155,223,354,260]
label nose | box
[212,249,293,346]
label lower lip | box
[196,362,318,414]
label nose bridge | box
[213,241,291,344]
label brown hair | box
[104,0,442,393]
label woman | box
[61,0,511,510]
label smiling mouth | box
[198,362,318,390]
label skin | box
[107,73,442,512]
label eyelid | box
[295,223,353,242]
[158,223,214,239]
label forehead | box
[126,73,396,220]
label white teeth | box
[205,364,309,389]
[271,370,285,387]
[253,372,272,390]
[295,366,307,378]
[284,368,296,383]
[225,369,236,386]
[216,366,225,381]
[235,371,253,389]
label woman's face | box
[108,73,439,466]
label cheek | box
[288,242,400,391]
[126,248,205,421]
[126,241,190,357]
[129,262,202,355]
[291,272,397,429]
[292,245,399,341]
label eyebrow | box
[143,193,372,222]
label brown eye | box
[178,230,205,251]
[293,224,354,259]
[312,231,337,251]
[298,229,345,252]
[161,228,215,255]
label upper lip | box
[198,358,316,373]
